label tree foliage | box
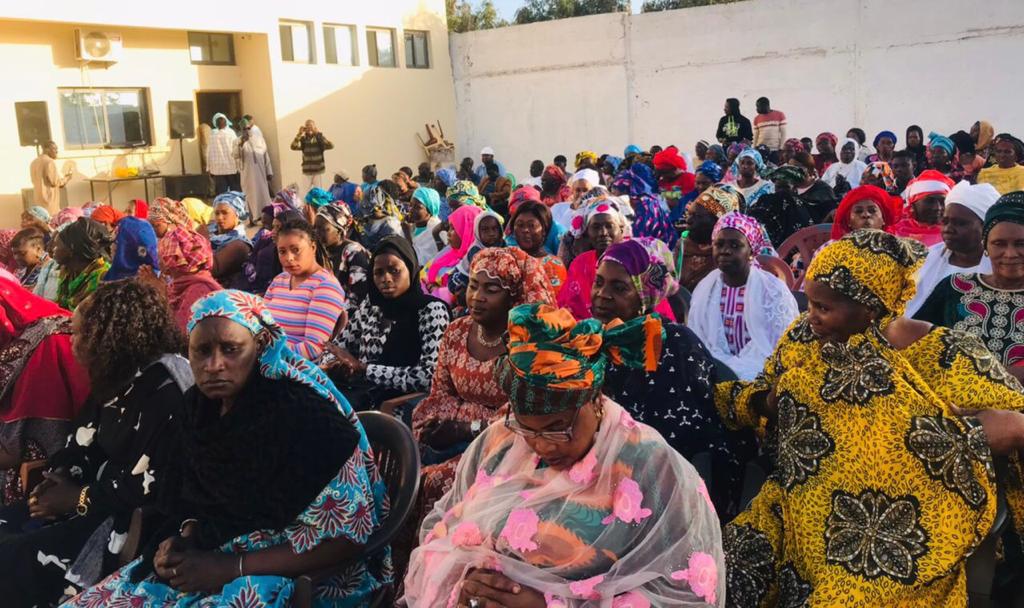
[514,0,629,25]
[447,0,510,33]
[641,0,745,12]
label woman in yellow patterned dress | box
[716,229,1024,606]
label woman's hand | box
[171,551,238,593]
[458,569,546,608]
[421,419,472,450]
[28,472,81,519]
[951,407,1024,456]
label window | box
[323,24,357,66]
[188,32,235,65]
[59,88,151,149]
[366,28,396,67]
[404,30,430,68]
[280,20,315,63]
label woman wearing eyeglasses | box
[402,304,724,608]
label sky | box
[490,0,639,20]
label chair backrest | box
[358,411,422,556]
[756,255,795,289]
[777,224,832,289]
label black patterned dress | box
[0,356,191,608]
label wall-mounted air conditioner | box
[75,29,123,63]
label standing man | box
[474,146,506,182]
[30,141,71,213]
[522,160,545,188]
[207,113,239,195]
[752,97,787,158]
[237,115,273,223]
[716,98,753,145]
[290,119,334,198]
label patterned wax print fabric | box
[715,230,1024,606]
[402,398,724,607]
[913,272,1024,368]
[64,290,390,607]
[601,237,680,315]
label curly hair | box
[75,279,186,396]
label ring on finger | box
[469,599,480,608]
[173,567,178,577]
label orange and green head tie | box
[494,304,664,415]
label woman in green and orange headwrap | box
[404,304,724,607]
[717,229,1024,606]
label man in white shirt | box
[521,160,544,189]
[206,113,239,194]
[29,141,71,213]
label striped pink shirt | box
[265,268,346,360]
[720,284,749,356]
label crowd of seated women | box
[1,125,1024,606]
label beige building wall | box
[0,0,457,227]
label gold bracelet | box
[75,485,90,516]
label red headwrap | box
[508,185,542,215]
[132,199,149,219]
[91,205,125,226]
[831,185,902,240]
[653,146,688,172]
[816,132,838,147]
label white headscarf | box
[822,138,868,188]
[945,180,1000,221]
[571,169,600,190]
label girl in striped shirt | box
[264,219,346,360]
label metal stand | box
[177,137,186,174]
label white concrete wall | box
[451,0,1024,177]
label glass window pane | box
[188,32,208,63]
[291,24,310,63]
[60,91,104,147]
[209,34,233,64]
[375,30,394,67]
[414,33,428,67]
[105,91,144,144]
[336,26,354,66]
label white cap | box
[480,146,495,156]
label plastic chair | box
[967,459,1012,607]
[776,224,832,290]
[291,411,422,608]
[756,255,795,289]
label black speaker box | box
[164,174,210,199]
[168,101,195,139]
[15,101,51,146]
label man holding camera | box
[290,119,334,199]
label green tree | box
[514,0,627,24]
[447,0,510,32]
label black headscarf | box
[58,217,113,262]
[369,235,430,320]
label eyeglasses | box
[504,408,579,443]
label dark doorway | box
[195,91,242,174]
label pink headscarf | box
[426,205,483,285]
[711,212,777,257]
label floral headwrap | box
[601,238,680,315]
[784,138,806,153]
[862,161,895,191]
[570,191,631,238]
[711,212,777,256]
[213,191,249,221]
[149,197,191,227]
[575,150,599,170]
[691,187,740,217]
[494,304,663,414]
[695,161,723,182]
[188,290,370,453]
[446,181,488,210]
[806,229,927,321]
[611,166,655,198]
[50,207,84,231]
[542,165,567,185]
[469,247,555,307]
[731,149,767,178]
[316,203,354,233]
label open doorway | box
[195,91,242,173]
